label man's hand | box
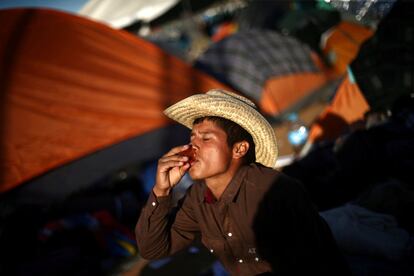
[153,145,191,197]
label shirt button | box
[151,202,156,206]
[210,249,214,253]
[227,232,233,237]
[255,257,259,262]
[238,259,243,263]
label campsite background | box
[1,0,413,275]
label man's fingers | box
[164,144,190,157]
[158,159,186,173]
[155,145,191,189]
[159,154,188,165]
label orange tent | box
[321,21,374,77]
[308,71,370,143]
[195,30,332,116]
[262,21,373,116]
[260,52,330,115]
[0,8,230,193]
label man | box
[135,89,350,275]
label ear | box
[232,141,249,160]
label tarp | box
[308,0,414,144]
[79,0,179,28]
[0,8,230,194]
[321,21,374,77]
[308,72,370,143]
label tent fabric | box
[195,30,329,115]
[308,74,370,143]
[260,52,329,115]
[0,8,230,193]
[260,72,328,115]
[79,0,179,28]
[7,125,190,207]
[321,21,374,77]
[211,21,238,42]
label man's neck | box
[205,163,241,200]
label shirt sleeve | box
[135,186,199,260]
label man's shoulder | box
[245,162,279,178]
[244,163,300,190]
[243,163,278,189]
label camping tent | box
[308,72,370,143]
[321,21,374,77]
[195,29,331,116]
[0,8,230,203]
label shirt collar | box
[198,165,249,204]
[204,187,217,204]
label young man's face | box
[189,119,233,181]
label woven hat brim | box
[164,93,278,168]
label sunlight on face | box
[189,120,233,181]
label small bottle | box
[286,113,309,154]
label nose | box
[190,137,200,151]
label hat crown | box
[207,89,257,109]
[164,89,278,168]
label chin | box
[188,167,204,180]
[188,170,201,180]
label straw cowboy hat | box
[164,89,278,168]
